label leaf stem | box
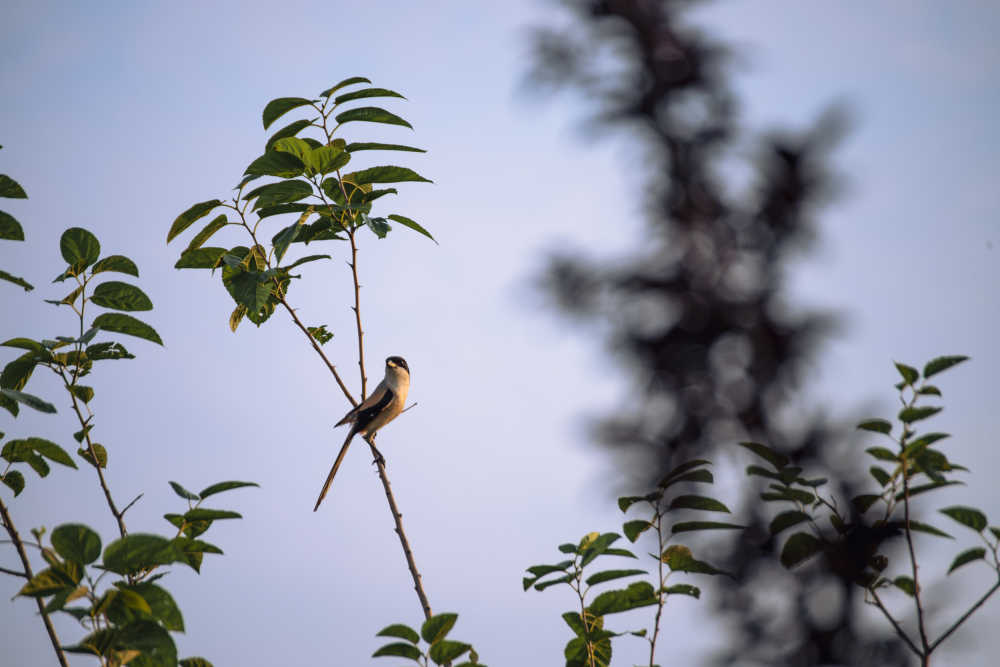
[0,496,70,667]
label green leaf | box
[306,325,333,345]
[90,281,153,312]
[77,443,107,468]
[85,341,134,361]
[622,520,651,542]
[429,640,472,665]
[0,211,24,240]
[769,510,812,535]
[557,543,578,554]
[664,583,701,598]
[526,561,573,578]
[320,76,371,98]
[917,385,941,396]
[365,216,392,238]
[940,506,988,532]
[102,534,178,575]
[668,495,730,513]
[244,151,305,178]
[947,547,986,574]
[893,576,915,596]
[335,106,413,129]
[346,142,426,153]
[184,508,241,521]
[28,437,76,467]
[858,419,892,434]
[198,480,258,498]
[376,624,420,644]
[0,269,33,291]
[895,480,963,501]
[580,532,621,567]
[421,612,458,644]
[584,568,647,586]
[0,388,56,413]
[671,521,744,533]
[661,544,729,576]
[117,620,178,664]
[175,247,227,269]
[898,406,942,424]
[780,532,823,569]
[746,464,780,480]
[372,642,423,660]
[310,144,351,175]
[894,362,919,385]
[387,214,436,243]
[262,97,314,130]
[870,466,891,487]
[2,355,36,391]
[1,469,24,495]
[91,255,139,277]
[737,441,789,470]
[866,447,898,462]
[185,215,228,252]
[169,481,200,500]
[91,313,163,345]
[532,573,573,591]
[0,174,27,198]
[19,562,81,597]
[265,118,313,152]
[602,547,637,558]
[167,200,222,243]
[51,524,101,564]
[588,581,658,615]
[350,166,431,185]
[179,658,214,667]
[907,520,953,539]
[617,496,646,512]
[334,87,405,105]
[115,583,184,632]
[923,355,969,378]
[245,180,313,212]
[60,227,100,270]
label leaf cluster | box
[0,147,33,291]
[373,613,483,666]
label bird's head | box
[386,356,409,375]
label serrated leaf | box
[780,532,823,569]
[0,388,56,413]
[175,247,227,270]
[91,281,153,312]
[91,313,163,345]
[947,547,986,574]
[60,227,100,270]
[429,639,471,665]
[167,200,222,243]
[335,106,412,129]
[923,355,969,378]
[91,255,139,277]
[372,642,423,660]
[262,97,314,130]
[2,469,25,495]
[421,612,458,644]
[0,211,25,240]
[376,624,420,644]
[939,506,988,532]
[0,174,28,198]
[350,165,431,185]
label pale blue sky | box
[2,1,998,665]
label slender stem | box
[929,577,1000,652]
[648,507,665,666]
[0,497,70,667]
[902,461,930,656]
[364,435,432,620]
[0,564,27,577]
[869,588,923,659]
[348,228,367,398]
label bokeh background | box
[2,1,998,665]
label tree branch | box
[869,588,923,660]
[0,497,70,667]
[348,228,367,399]
[929,577,1000,652]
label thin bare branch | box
[929,577,1000,652]
[869,588,923,659]
[348,228,367,398]
[0,564,27,578]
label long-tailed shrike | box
[313,356,410,511]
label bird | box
[313,356,410,511]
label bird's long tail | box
[313,429,356,511]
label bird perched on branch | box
[313,356,410,511]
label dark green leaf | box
[387,214,436,243]
[91,255,139,277]
[939,506,988,532]
[603,547,637,558]
[85,341,134,361]
[185,215,228,252]
[780,532,823,569]
[265,118,313,152]
[663,469,713,488]
[769,510,812,535]
[0,174,27,198]
[421,612,458,644]
[923,355,969,378]
[51,524,101,564]
[284,254,331,270]
[307,324,333,344]
[376,624,420,644]
[310,144,350,175]
[894,480,963,501]
[0,210,24,240]
[617,495,646,512]
[320,76,371,98]
[671,521,744,533]
[622,520,651,542]
[2,469,24,495]
[350,165,431,185]
[90,281,153,312]
[870,466,891,487]
[746,464,780,480]
[588,581,658,615]
[244,151,305,178]
[893,576,915,596]
[116,620,177,664]
[579,532,621,566]
[167,200,222,243]
[668,495,730,513]
[262,97,315,130]
[0,269,33,291]
[737,441,788,470]
[525,561,573,578]
[557,543,578,554]
[918,385,941,396]
[91,313,163,345]
[102,534,179,574]
[184,508,241,521]
[169,481,200,500]
[346,142,426,153]
[902,432,950,458]
[661,545,730,576]
[245,180,313,211]
[175,247,227,269]
[1,355,36,391]
[18,562,81,597]
[335,106,412,129]
[334,87,405,105]
[29,438,76,467]
[0,388,56,413]
[179,657,214,667]
[948,547,986,574]
[60,227,100,270]
[584,568,646,586]
[365,216,391,238]
[372,642,423,660]
[866,447,898,462]
[894,362,919,385]
[77,443,107,468]
[664,583,701,598]
[198,480,258,498]
[898,406,942,424]
[534,573,573,590]
[907,520,953,539]
[429,640,471,665]
[858,419,892,434]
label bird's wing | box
[334,379,390,427]
[352,385,396,432]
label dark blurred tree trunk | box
[527,1,910,664]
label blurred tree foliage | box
[527,1,909,664]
